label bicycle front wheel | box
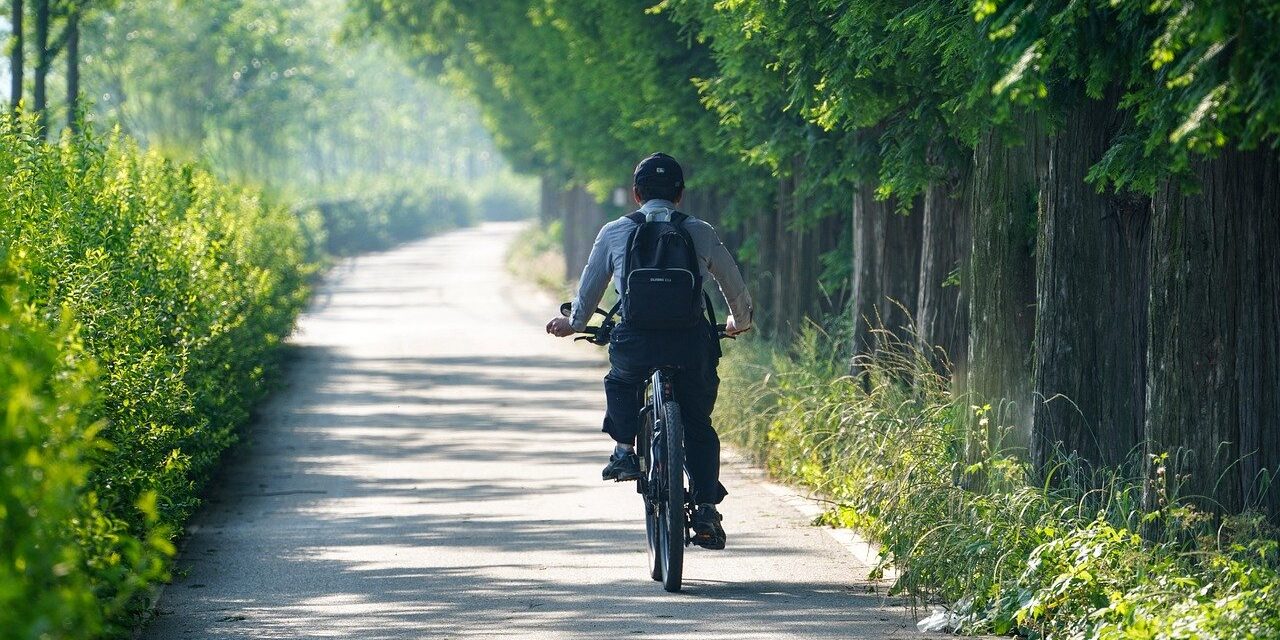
[659,400,685,593]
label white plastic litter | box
[916,606,961,633]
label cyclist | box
[545,153,753,550]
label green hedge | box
[0,118,320,638]
[0,290,102,637]
[306,182,474,255]
[716,330,1280,639]
[470,177,536,221]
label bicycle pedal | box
[690,533,726,550]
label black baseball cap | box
[633,152,684,190]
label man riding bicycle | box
[545,153,753,550]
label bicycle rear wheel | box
[640,410,662,582]
[658,400,685,593]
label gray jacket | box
[569,199,754,332]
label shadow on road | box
[144,225,926,640]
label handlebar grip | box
[560,301,611,319]
[715,323,749,340]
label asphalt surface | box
[140,222,940,639]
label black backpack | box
[621,210,704,330]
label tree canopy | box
[5,0,509,194]
[350,0,1279,201]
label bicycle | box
[558,301,733,592]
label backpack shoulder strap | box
[622,211,645,293]
[669,210,700,272]
[623,211,645,257]
[672,211,717,326]
[670,211,696,244]
[602,298,623,324]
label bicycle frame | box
[638,367,684,505]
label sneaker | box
[602,452,642,482]
[690,503,727,550]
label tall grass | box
[0,117,319,637]
[716,324,1280,638]
[505,219,570,297]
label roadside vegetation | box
[470,174,539,223]
[305,174,536,256]
[716,329,1280,637]
[0,117,319,637]
[505,219,569,297]
[304,178,476,256]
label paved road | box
[142,222,937,639]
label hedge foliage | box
[0,117,321,638]
[0,292,103,638]
[470,177,537,222]
[305,180,474,255]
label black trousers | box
[602,321,728,505]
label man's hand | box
[546,316,576,337]
[724,314,749,336]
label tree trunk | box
[1032,95,1150,478]
[561,185,601,281]
[752,199,779,336]
[851,188,922,356]
[884,198,923,339]
[31,0,47,136]
[765,160,847,341]
[538,174,558,224]
[560,185,580,277]
[1146,148,1280,520]
[966,114,1046,458]
[916,165,971,379]
[64,6,78,133]
[851,186,882,355]
[772,174,792,335]
[9,0,22,112]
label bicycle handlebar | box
[572,322,614,346]
[713,324,740,340]
[561,301,740,346]
[560,301,612,320]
